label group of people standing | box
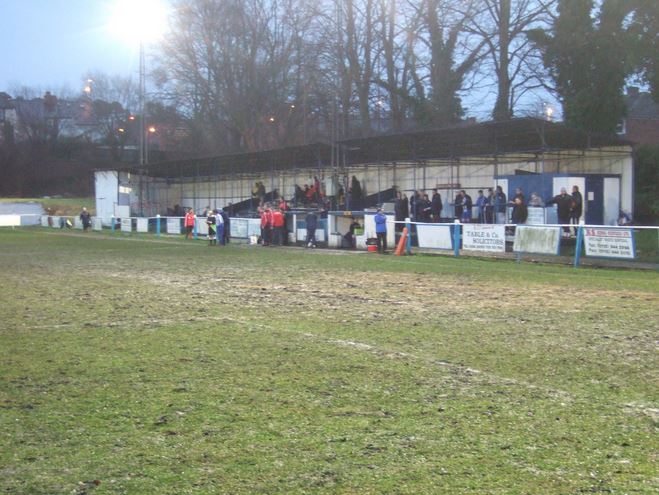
[394,189,444,227]
[456,186,511,224]
[392,184,583,229]
[258,201,289,246]
[472,185,582,230]
[293,177,324,206]
[180,182,584,250]
[183,207,231,246]
[546,185,583,234]
[394,187,507,225]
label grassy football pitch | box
[1,229,657,494]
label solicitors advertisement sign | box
[584,227,635,259]
[462,224,506,253]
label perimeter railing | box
[1,213,656,269]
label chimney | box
[627,86,640,97]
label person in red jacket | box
[271,208,285,245]
[260,206,272,246]
[184,208,196,239]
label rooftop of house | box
[0,92,13,110]
[625,87,659,120]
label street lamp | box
[83,78,93,97]
[543,102,554,122]
[146,125,157,163]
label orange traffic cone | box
[394,227,408,256]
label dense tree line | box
[151,0,657,154]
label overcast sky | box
[1,1,149,95]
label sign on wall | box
[297,228,326,242]
[136,218,149,233]
[462,224,505,253]
[121,218,132,233]
[513,226,561,255]
[526,207,545,225]
[232,218,248,238]
[416,224,453,250]
[166,217,181,234]
[196,218,208,236]
[0,215,21,227]
[247,219,261,237]
[584,227,635,259]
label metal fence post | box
[405,218,412,255]
[156,214,161,237]
[453,220,461,257]
[111,215,115,234]
[573,222,585,268]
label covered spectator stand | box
[95,119,634,231]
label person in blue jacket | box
[374,208,388,254]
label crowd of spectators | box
[183,179,590,248]
[393,184,585,230]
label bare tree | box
[376,0,405,131]
[344,0,382,136]
[468,0,555,121]
[81,72,139,115]
[157,0,319,153]
[407,0,488,125]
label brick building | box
[619,87,659,147]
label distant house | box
[0,92,110,144]
[0,92,189,160]
[618,87,659,147]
